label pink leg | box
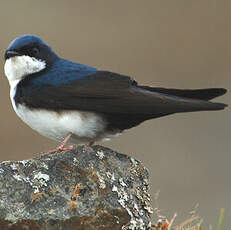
[57,133,73,150]
[46,133,73,154]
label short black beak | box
[4,50,20,60]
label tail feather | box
[137,86,228,113]
[139,86,227,101]
[176,101,227,112]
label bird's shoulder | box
[15,59,137,106]
[31,58,98,86]
[25,58,136,88]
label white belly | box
[9,81,106,144]
[13,103,107,144]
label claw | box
[57,145,73,151]
[45,133,73,154]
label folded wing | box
[16,71,227,130]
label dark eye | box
[32,47,39,56]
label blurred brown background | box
[0,0,230,228]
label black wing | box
[16,71,227,130]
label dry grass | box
[150,209,224,230]
[150,192,225,230]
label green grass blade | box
[216,208,225,230]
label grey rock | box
[0,145,152,230]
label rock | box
[0,145,152,230]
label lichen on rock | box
[0,145,152,230]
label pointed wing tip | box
[213,88,228,109]
[216,88,227,96]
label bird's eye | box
[32,47,39,56]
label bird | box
[4,34,228,153]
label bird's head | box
[4,35,58,83]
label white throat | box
[4,55,46,85]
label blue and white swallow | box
[4,35,227,152]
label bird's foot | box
[58,145,74,151]
[45,144,74,154]
[44,132,73,154]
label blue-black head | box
[5,35,57,65]
[4,35,60,83]
[5,35,58,65]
